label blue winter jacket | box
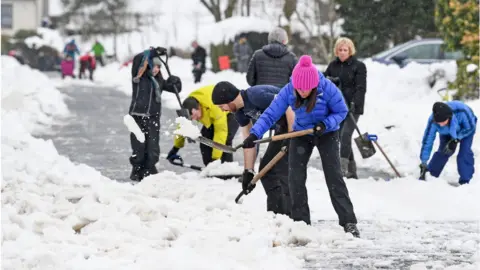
[250,71,348,138]
[63,41,80,59]
[235,85,281,127]
[420,101,477,163]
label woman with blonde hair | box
[324,37,367,179]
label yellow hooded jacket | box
[174,85,229,160]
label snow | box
[200,160,244,177]
[200,17,275,45]
[466,63,478,73]
[173,117,202,139]
[123,114,145,143]
[3,33,480,268]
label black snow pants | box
[339,114,360,161]
[200,113,240,166]
[288,131,357,226]
[129,114,160,180]
[259,116,291,216]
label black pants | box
[259,118,291,215]
[193,69,204,83]
[129,115,160,178]
[339,114,360,160]
[95,55,104,66]
[288,131,357,225]
[79,61,94,80]
[200,113,240,166]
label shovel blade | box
[354,132,376,159]
[196,136,237,153]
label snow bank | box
[1,56,69,133]
[1,55,305,269]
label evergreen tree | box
[336,0,437,57]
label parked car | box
[371,38,464,68]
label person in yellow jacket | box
[166,85,240,165]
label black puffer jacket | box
[129,52,182,117]
[324,56,367,115]
[246,42,297,88]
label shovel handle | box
[235,146,288,203]
[349,113,364,138]
[253,129,314,144]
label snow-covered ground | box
[2,54,480,269]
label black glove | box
[166,147,180,161]
[327,76,341,86]
[419,163,428,180]
[349,102,356,114]
[443,138,459,155]
[282,138,290,148]
[313,122,326,137]
[242,134,258,149]
[242,169,256,194]
[166,75,182,92]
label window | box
[398,43,441,60]
[443,50,464,60]
[1,4,13,29]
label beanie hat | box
[432,102,453,122]
[292,55,320,91]
[152,57,162,67]
[212,81,240,105]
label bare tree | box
[200,0,238,22]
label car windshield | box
[372,43,410,59]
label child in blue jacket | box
[420,101,477,185]
[242,55,360,237]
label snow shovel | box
[197,128,315,154]
[364,134,402,178]
[235,146,288,204]
[158,53,184,110]
[349,113,376,159]
[165,155,242,180]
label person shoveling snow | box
[166,85,240,166]
[127,47,182,181]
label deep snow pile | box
[1,55,307,269]
[1,56,69,133]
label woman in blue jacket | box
[242,55,360,237]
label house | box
[1,0,49,36]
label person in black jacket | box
[129,49,182,181]
[246,27,297,88]
[324,37,367,179]
[191,41,207,83]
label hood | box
[262,43,290,58]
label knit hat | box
[152,57,162,67]
[292,55,319,91]
[432,102,453,122]
[212,81,240,105]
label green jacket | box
[91,42,105,56]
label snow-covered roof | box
[199,16,276,45]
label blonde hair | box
[334,37,356,57]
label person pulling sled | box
[242,55,360,237]
[128,47,182,181]
[419,101,477,185]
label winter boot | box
[130,166,144,181]
[347,160,358,179]
[340,158,350,177]
[143,166,159,178]
[343,223,360,238]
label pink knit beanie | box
[292,55,319,91]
